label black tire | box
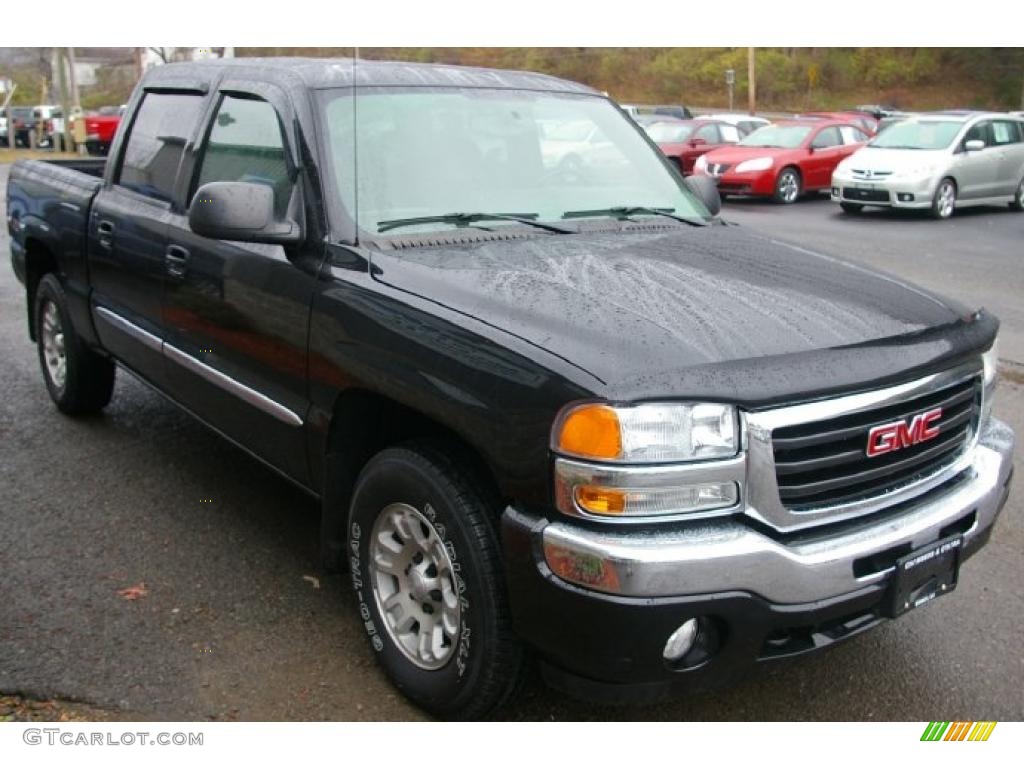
[773,167,802,204]
[839,202,863,214]
[931,177,957,220]
[1010,177,1024,211]
[347,442,524,720]
[34,274,115,415]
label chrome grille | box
[771,375,981,510]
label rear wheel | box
[347,443,524,720]
[34,274,115,415]
[931,178,957,219]
[773,167,802,204]
[839,202,863,214]
[1010,177,1024,211]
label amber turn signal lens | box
[557,405,622,460]
[575,485,626,515]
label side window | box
[991,121,1020,145]
[194,95,292,218]
[840,125,868,144]
[719,124,741,143]
[811,127,842,149]
[694,123,720,143]
[963,121,993,147]
[117,92,204,203]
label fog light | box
[897,193,915,202]
[831,186,839,196]
[663,618,699,661]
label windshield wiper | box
[561,206,707,227]
[376,212,573,234]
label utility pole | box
[56,49,72,152]
[66,47,80,110]
[747,47,756,116]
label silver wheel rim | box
[937,181,956,218]
[41,300,67,390]
[1016,179,1024,207]
[369,502,461,670]
[778,171,799,203]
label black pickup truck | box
[6,58,1015,719]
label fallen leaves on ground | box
[116,582,148,601]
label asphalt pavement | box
[1,166,1022,721]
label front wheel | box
[839,202,863,214]
[347,443,524,720]
[35,274,116,415]
[1010,177,1024,211]
[931,178,957,219]
[773,167,802,204]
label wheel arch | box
[23,236,60,342]
[318,387,505,570]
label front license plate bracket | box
[883,534,962,618]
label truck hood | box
[837,146,949,174]
[369,225,989,402]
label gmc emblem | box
[866,408,943,457]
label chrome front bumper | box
[541,417,1014,604]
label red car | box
[641,118,743,175]
[74,106,124,156]
[692,119,869,203]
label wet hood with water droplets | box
[369,225,993,403]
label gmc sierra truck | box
[6,58,1015,720]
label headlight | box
[694,154,708,172]
[553,402,738,464]
[734,157,773,173]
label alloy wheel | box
[41,300,67,390]
[937,181,956,218]
[778,171,799,203]
[369,502,462,670]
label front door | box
[805,126,845,189]
[161,90,317,486]
[88,90,206,385]
[955,121,1001,200]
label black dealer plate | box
[884,535,962,618]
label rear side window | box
[193,95,292,217]
[719,124,741,143]
[117,92,204,203]
[840,125,868,144]
[694,123,720,143]
[992,121,1021,145]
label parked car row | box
[635,105,1024,219]
[1,103,123,154]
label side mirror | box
[690,137,707,147]
[684,174,722,217]
[964,139,985,152]
[189,181,300,245]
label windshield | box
[643,121,695,143]
[739,124,811,148]
[869,120,961,150]
[319,87,709,235]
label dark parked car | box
[6,58,1014,719]
[8,106,37,147]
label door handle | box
[165,244,190,279]
[96,219,115,249]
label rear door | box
[88,89,206,386]
[990,119,1024,195]
[160,84,318,485]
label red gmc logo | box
[866,407,943,457]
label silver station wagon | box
[832,112,1024,218]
